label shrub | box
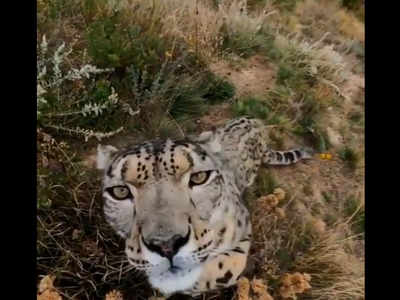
[115,55,232,137]
[86,12,168,72]
[37,35,128,141]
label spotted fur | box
[97,117,312,297]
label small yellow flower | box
[319,153,332,160]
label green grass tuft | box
[344,195,364,235]
[203,73,236,104]
[254,169,278,196]
[233,96,270,120]
[222,26,280,60]
[339,146,359,170]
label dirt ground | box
[209,55,278,98]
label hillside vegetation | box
[37,1,364,299]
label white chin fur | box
[143,227,202,294]
[148,266,202,295]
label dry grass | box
[160,0,225,61]
[274,32,348,85]
[335,9,364,43]
[293,0,364,44]
[292,226,364,300]
[247,176,364,299]
[85,0,275,63]
[161,0,276,61]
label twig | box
[195,0,199,56]
[168,113,186,138]
[321,78,349,101]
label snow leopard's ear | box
[193,130,213,142]
[190,127,222,153]
[97,144,118,170]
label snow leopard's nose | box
[143,229,190,260]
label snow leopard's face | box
[97,136,251,295]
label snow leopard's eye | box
[189,171,212,187]
[107,185,132,200]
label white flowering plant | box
[37,35,133,141]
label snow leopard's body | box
[97,117,312,297]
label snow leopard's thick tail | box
[263,148,314,166]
